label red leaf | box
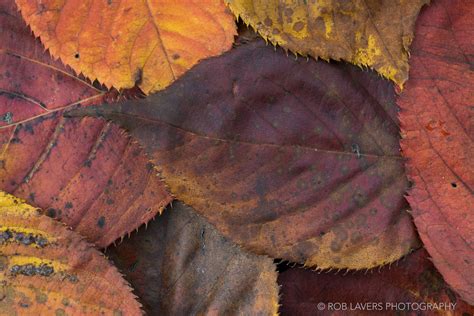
[68,41,420,269]
[0,0,172,247]
[398,0,474,304]
[278,249,474,315]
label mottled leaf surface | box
[225,0,428,87]
[278,249,474,315]
[69,41,419,269]
[15,0,236,94]
[0,0,172,247]
[0,191,142,315]
[107,201,279,315]
[398,0,474,304]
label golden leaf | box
[15,0,237,94]
[225,0,428,87]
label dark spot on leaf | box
[46,208,57,218]
[1,111,13,124]
[97,216,106,228]
[330,240,342,252]
[146,162,154,172]
[293,21,305,32]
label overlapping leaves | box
[1,0,473,313]
[69,41,420,270]
[0,191,142,315]
[0,0,172,247]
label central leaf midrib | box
[108,111,404,160]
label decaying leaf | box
[15,0,237,94]
[225,0,428,87]
[0,0,172,248]
[278,249,474,315]
[107,201,279,315]
[0,191,142,315]
[68,41,420,270]
[398,0,474,304]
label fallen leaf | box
[398,0,474,304]
[0,0,172,248]
[278,249,474,315]
[15,0,237,94]
[107,201,279,315]
[0,191,142,315]
[68,40,420,270]
[225,0,428,87]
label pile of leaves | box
[0,0,472,314]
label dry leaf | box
[0,0,172,248]
[108,201,279,315]
[0,191,142,315]
[398,0,474,304]
[67,40,420,270]
[225,0,428,87]
[15,0,237,94]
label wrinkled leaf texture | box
[0,191,142,315]
[225,0,428,87]
[0,0,172,248]
[15,0,237,94]
[398,0,474,304]
[278,249,474,315]
[108,201,279,315]
[69,40,420,270]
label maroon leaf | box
[68,41,419,269]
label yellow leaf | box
[225,0,428,87]
[0,191,142,315]
[15,0,237,94]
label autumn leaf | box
[398,0,474,304]
[0,191,142,315]
[14,0,237,94]
[107,201,279,315]
[0,0,172,248]
[225,0,428,87]
[67,40,420,270]
[278,249,474,315]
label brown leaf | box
[0,0,172,248]
[67,40,420,269]
[15,0,236,94]
[0,191,142,315]
[107,201,279,315]
[398,0,474,304]
[225,0,428,87]
[278,249,474,315]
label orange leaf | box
[15,0,237,94]
[0,0,172,247]
[0,191,142,315]
[398,0,474,304]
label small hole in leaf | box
[74,53,80,59]
[451,182,457,188]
